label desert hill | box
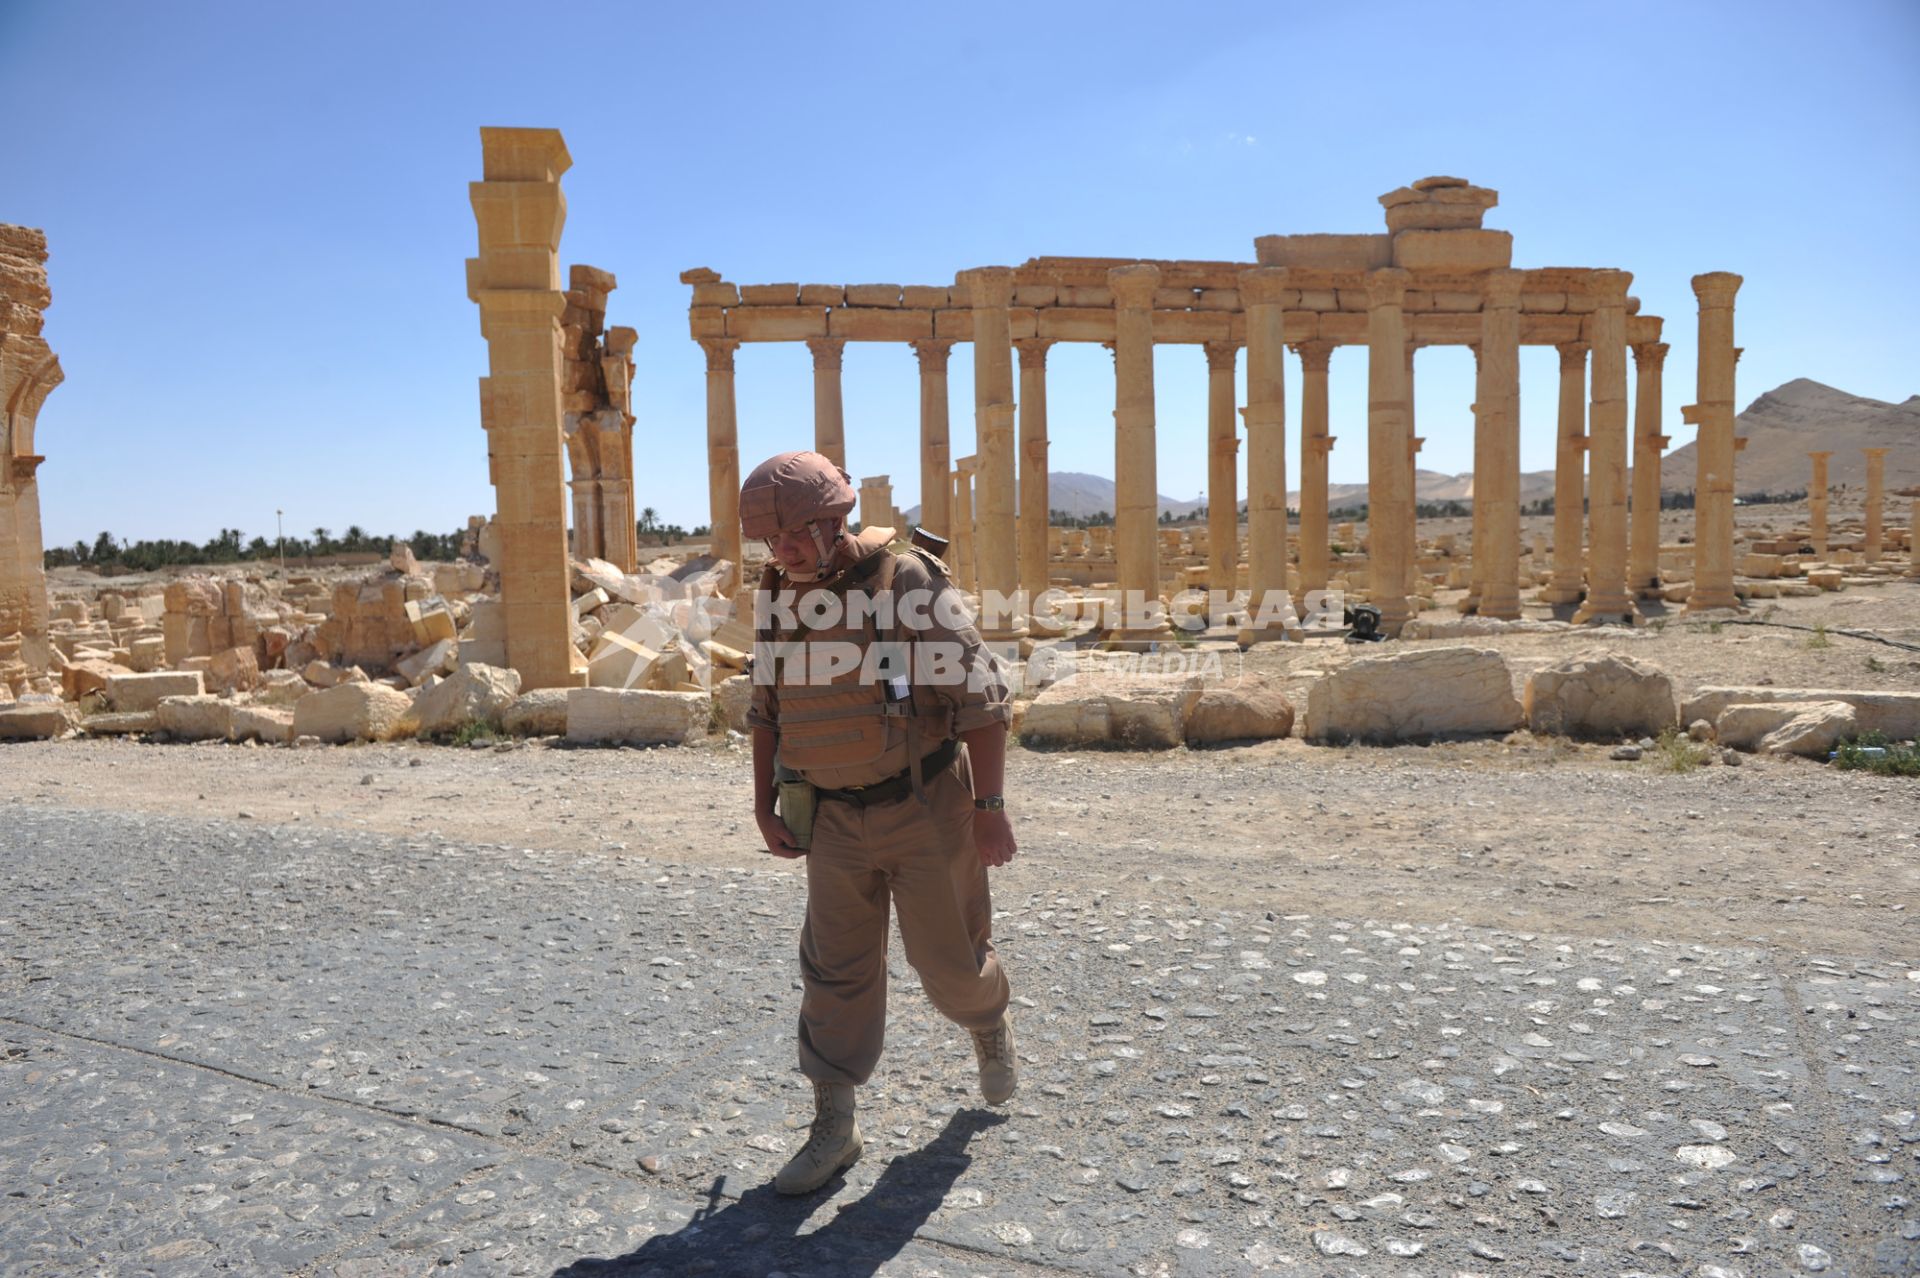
[1661,378,1919,494]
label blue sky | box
[5,0,1916,548]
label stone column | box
[1293,340,1335,601]
[1540,342,1589,605]
[963,267,1021,636]
[0,225,62,683]
[910,340,953,538]
[1016,338,1054,614]
[467,127,581,690]
[1864,447,1888,563]
[1910,499,1919,581]
[1203,340,1242,619]
[807,337,847,469]
[1476,270,1523,620]
[700,339,743,594]
[1575,270,1637,623]
[1109,264,1168,639]
[858,475,894,533]
[1807,451,1832,557]
[1364,268,1413,635]
[1405,342,1422,592]
[952,456,979,593]
[1682,272,1743,613]
[1629,340,1670,596]
[1239,267,1293,638]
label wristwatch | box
[973,794,1006,812]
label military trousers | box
[796,747,1011,1087]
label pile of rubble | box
[0,537,759,748]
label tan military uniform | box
[748,531,1012,1087]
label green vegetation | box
[443,719,500,748]
[1805,624,1832,650]
[1831,731,1920,778]
[1652,727,1710,773]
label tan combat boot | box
[971,1013,1017,1105]
[774,1081,862,1195]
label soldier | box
[741,450,1018,1196]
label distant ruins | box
[680,178,1765,639]
[1,224,63,689]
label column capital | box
[1202,340,1240,372]
[1807,451,1833,461]
[1107,263,1161,309]
[1289,340,1334,372]
[1590,268,1632,303]
[959,266,1016,309]
[910,338,954,371]
[1482,267,1523,308]
[698,338,740,373]
[806,336,846,370]
[1556,341,1590,370]
[1630,341,1670,371]
[1015,337,1055,370]
[1365,267,1411,307]
[1864,447,1890,459]
[1237,265,1292,306]
[1691,271,1743,307]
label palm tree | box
[311,527,332,555]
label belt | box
[816,738,960,808]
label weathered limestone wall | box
[0,223,63,683]
[560,264,638,572]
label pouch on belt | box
[776,763,817,850]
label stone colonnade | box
[1807,451,1832,556]
[0,224,63,678]
[683,178,1733,636]
[467,127,583,690]
[1863,448,1887,563]
[1682,272,1743,613]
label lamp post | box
[276,509,285,577]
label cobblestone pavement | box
[1,806,1914,1276]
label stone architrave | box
[1202,340,1241,619]
[964,267,1021,636]
[700,338,742,593]
[807,337,847,469]
[1540,342,1589,604]
[1682,272,1743,613]
[1863,447,1888,563]
[1574,270,1638,624]
[1629,340,1670,595]
[1364,268,1413,635]
[1475,270,1522,619]
[1239,267,1293,639]
[1807,451,1832,557]
[910,340,953,538]
[467,127,582,690]
[0,224,63,680]
[858,475,894,533]
[1016,338,1054,611]
[1108,264,1169,639]
[1293,341,1334,601]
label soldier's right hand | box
[756,810,806,859]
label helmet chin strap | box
[781,520,845,583]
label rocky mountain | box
[902,472,1207,523]
[1660,378,1920,495]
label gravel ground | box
[1,572,1916,1275]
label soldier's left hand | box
[974,809,1017,868]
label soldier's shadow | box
[553,1109,1007,1277]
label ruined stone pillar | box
[1682,272,1743,613]
[1629,340,1670,596]
[808,337,847,469]
[858,475,895,534]
[963,267,1021,636]
[1109,264,1168,638]
[1540,342,1589,605]
[1476,270,1523,620]
[1293,340,1335,601]
[910,340,953,538]
[1575,271,1637,623]
[1016,338,1054,612]
[952,456,979,593]
[701,339,743,594]
[1239,267,1292,638]
[1405,342,1422,592]
[1807,451,1832,557]
[1202,340,1241,619]
[1364,268,1413,635]
[467,127,581,690]
[0,224,62,680]
[1864,447,1888,563]
[1910,499,1919,581]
